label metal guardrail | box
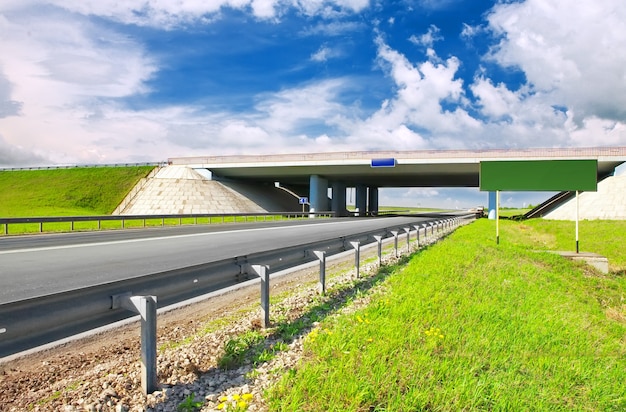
[0,211,336,235]
[0,162,165,172]
[0,214,475,392]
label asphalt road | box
[0,216,435,304]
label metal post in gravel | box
[313,251,326,295]
[374,235,382,266]
[391,231,399,257]
[350,241,361,278]
[404,227,411,252]
[113,294,158,396]
[413,225,420,247]
[251,265,271,328]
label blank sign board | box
[480,160,598,191]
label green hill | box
[0,166,154,217]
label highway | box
[0,216,434,305]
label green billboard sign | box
[480,160,597,192]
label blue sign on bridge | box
[371,158,396,168]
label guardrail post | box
[313,251,326,295]
[391,231,399,257]
[413,225,420,247]
[251,265,271,328]
[373,235,382,266]
[350,241,361,278]
[112,294,158,396]
[404,227,411,252]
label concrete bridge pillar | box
[355,184,367,217]
[310,175,329,213]
[368,186,379,216]
[331,181,348,217]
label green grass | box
[500,219,626,273]
[498,207,531,217]
[0,166,154,216]
[268,219,626,411]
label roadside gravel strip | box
[0,231,450,412]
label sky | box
[1,0,625,208]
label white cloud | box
[2,0,626,168]
[487,0,626,124]
[0,6,158,164]
[367,36,481,147]
[460,23,482,39]
[310,45,342,62]
[408,24,443,48]
[300,20,364,37]
[255,78,352,135]
[0,0,370,27]
[0,134,48,166]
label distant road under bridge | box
[169,147,626,216]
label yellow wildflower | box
[242,393,254,401]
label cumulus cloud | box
[0,135,48,167]
[365,36,480,148]
[1,0,626,167]
[0,5,158,164]
[487,0,626,124]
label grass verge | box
[268,219,626,411]
[0,166,154,216]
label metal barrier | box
[0,211,336,235]
[0,214,475,394]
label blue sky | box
[1,0,625,208]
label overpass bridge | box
[168,147,626,216]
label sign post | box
[496,191,500,245]
[576,191,580,253]
[299,197,308,213]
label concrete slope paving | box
[544,173,626,220]
[118,166,295,215]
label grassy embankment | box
[0,167,295,234]
[268,218,626,411]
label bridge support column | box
[310,175,328,215]
[488,191,497,220]
[355,185,367,217]
[331,181,347,217]
[368,186,379,216]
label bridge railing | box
[0,211,336,235]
